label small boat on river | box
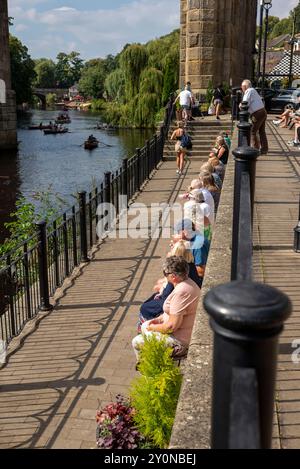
[96,122,117,131]
[44,127,68,135]
[55,113,71,124]
[84,135,99,150]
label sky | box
[7,0,299,61]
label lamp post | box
[289,12,297,89]
[261,0,272,99]
[257,0,265,83]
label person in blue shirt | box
[173,218,210,279]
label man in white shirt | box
[175,85,192,124]
[240,79,268,155]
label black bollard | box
[294,193,300,252]
[231,146,260,281]
[204,281,292,449]
[238,101,252,147]
[36,220,53,312]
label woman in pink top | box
[132,256,201,361]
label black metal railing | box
[0,96,176,346]
[203,103,292,449]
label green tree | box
[78,60,107,98]
[292,1,300,33]
[266,16,280,37]
[104,68,125,102]
[34,58,56,88]
[9,35,36,105]
[270,17,293,38]
[120,44,148,99]
[55,51,83,88]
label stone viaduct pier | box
[0,0,17,150]
[180,0,258,92]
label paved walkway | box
[253,120,300,449]
[0,153,204,449]
[2,117,300,449]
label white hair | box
[242,79,252,89]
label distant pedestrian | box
[241,79,268,155]
[213,84,226,121]
[170,121,187,176]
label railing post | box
[154,135,158,168]
[36,221,53,312]
[63,213,69,277]
[146,140,150,179]
[23,243,32,320]
[72,206,78,266]
[136,148,141,191]
[122,159,128,199]
[78,191,89,263]
[294,193,300,252]
[6,255,17,336]
[104,172,111,204]
[238,101,251,147]
[231,146,260,281]
[204,281,292,449]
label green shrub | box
[46,93,56,107]
[130,335,182,448]
[206,80,214,104]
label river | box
[0,109,153,243]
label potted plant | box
[96,395,153,449]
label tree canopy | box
[9,35,36,105]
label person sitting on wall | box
[132,256,201,362]
[137,241,202,333]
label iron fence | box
[0,96,175,345]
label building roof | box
[268,51,300,79]
[268,34,291,49]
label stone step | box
[164,148,211,158]
[163,155,208,162]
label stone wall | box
[180,0,258,93]
[0,0,17,150]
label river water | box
[0,109,153,242]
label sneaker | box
[176,170,180,174]
[287,140,300,147]
[216,116,220,120]
[273,120,281,126]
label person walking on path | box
[241,79,268,155]
[171,121,187,176]
[174,85,193,126]
[213,84,226,121]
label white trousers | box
[132,321,183,361]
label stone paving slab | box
[253,120,300,449]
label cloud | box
[8,0,179,59]
[270,0,298,18]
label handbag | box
[208,103,216,115]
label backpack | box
[181,133,192,150]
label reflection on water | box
[0,109,153,242]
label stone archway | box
[33,92,47,110]
[180,0,258,93]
